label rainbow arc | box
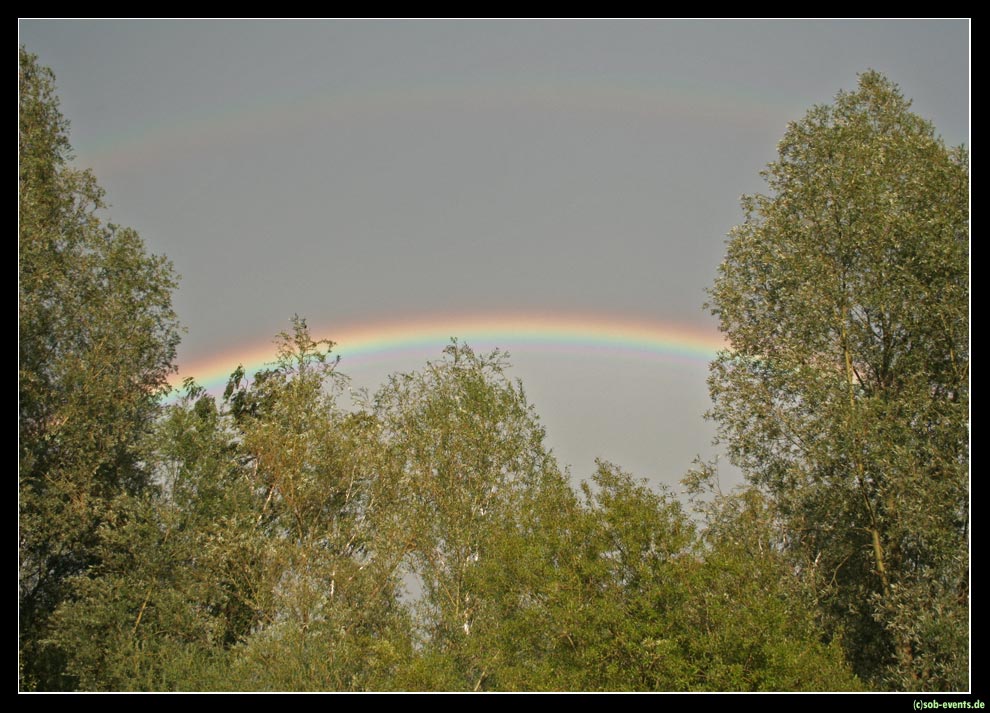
[171,312,726,393]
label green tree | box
[19,48,181,690]
[371,341,567,690]
[681,462,863,691]
[706,71,968,689]
[484,460,860,691]
[218,320,414,691]
[363,343,860,691]
[49,321,416,691]
[43,380,263,690]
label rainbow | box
[76,78,789,176]
[170,312,726,395]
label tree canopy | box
[706,70,969,689]
[19,47,181,690]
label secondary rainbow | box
[76,77,788,176]
[170,313,727,395]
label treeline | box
[19,48,968,692]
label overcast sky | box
[19,19,969,489]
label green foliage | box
[19,47,181,690]
[370,341,570,689]
[172,319,414,691]
[43,320,415,691]
[45,493,236,691]
[35,316,867,691]
[557,462,699,690]
[706,71,968,689]
[681,462,864,691]
[484,460,863,691]
[22,53,949,691]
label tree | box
[43,381,259,691]
[48,320,417,691]
[370,341,568,690]
[475,459,860,691]
[19,48,181,689]
[681,462,863,691]
[217,319,414,691]
[706,71,968,689]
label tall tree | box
[219,319,414,691]
[43,382,258,690]
[19,48,181,689]
[47,320,416,691]
[706,71,968,689]
[371,341,570,690]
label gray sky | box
[18,19,969,489]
